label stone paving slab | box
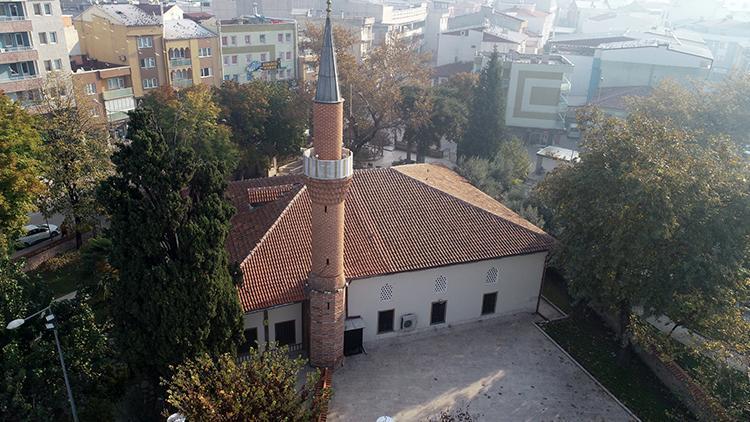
[329,315,634,422]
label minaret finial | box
[326,0,332,15]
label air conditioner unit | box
[459,30,468,36]
[401,313,417,332]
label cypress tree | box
[98,108,243,387]
[459,49,507,158]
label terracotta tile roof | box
[226,164,554,312]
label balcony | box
[0,15,25,21]
[169,58,191,67]
[172,79,193,88]
[0,45,31,52]
[102,87,133,101]
[303,147,354,180]
[560,76,571,93]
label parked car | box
[16,224,60,248]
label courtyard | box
[328,314,635,421]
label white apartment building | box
[0,0,72,106]
[217,15,298,83]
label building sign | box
[261,58,283,71]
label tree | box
[214,81,306,179]
[459,50,508,159]
[164,347,330,421]
[302,23,431,158]
[98,109,243,389]
[0,257,122,420]
[0,94,44,253]
[628,74,750,146]
[140,85,237,176]
[37,74,113,249]
[537,107,750,356]
[398,85,432,162]
[457,139,531,199]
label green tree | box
[214,81,306,179]
[457,139,531,198]
[38,74,113,249]
[165,347,330,422]
[629,75,750,146]
[459,50,508,158]
[0,257,122,420]
[0,94,44,254]
[302,23,431,158]
[141,85,237,176]
[98,109,243,389]
[538,108,750,355]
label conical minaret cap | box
[314,2,342,104]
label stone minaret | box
[303,0,353,369]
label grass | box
[544,309,695,421]
[31,251,88,298]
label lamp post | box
[6,308,80,422]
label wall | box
[598,46,711,88]
[506,62,570,130]
[347,252,547,344]
[561,53,593,106]
[243,302,303,351]
[436,29,484,66]
[30,0,72,81]
[220,22,297,82]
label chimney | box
[303,0,352,369]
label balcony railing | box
[560,76,571,93]
[2,73,38,81]
[303,147,354,180]
[0,15,27,21]
[102,87,133,101]
[0,45,31,52]
[169,57,191,67]
[172,79,193,88]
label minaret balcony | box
[303,147,354,180]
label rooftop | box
[164,19,216,39]
[220,15,296,25]
[225,164,553,312]
[96,4,168,26]
[71,58,129,72]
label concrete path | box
[329,315,634,422]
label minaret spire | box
[314,0,341,104]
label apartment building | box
[75,4,222,97]
[0,0,71,106]
[70,57,135,134]
[216,15,298,83]
[296,12,374,61]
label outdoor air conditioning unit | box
[401,313,417,332]
[459,30,468,36]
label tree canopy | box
[302,23,431,158]
[0,94,43,253]
[141,85,237,176]
[0,258,121,420]
[538,107,750,349]
[165,347,330,421]
[214,81,306,179]
[37,75,113,248]
[98,108,243,387]
[628,74,750,146]
[459,50,508,159]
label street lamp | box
[6,307,80,422]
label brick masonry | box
[308,98,349,368]
[312,102,344,160]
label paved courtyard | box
[329,315,634,422]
